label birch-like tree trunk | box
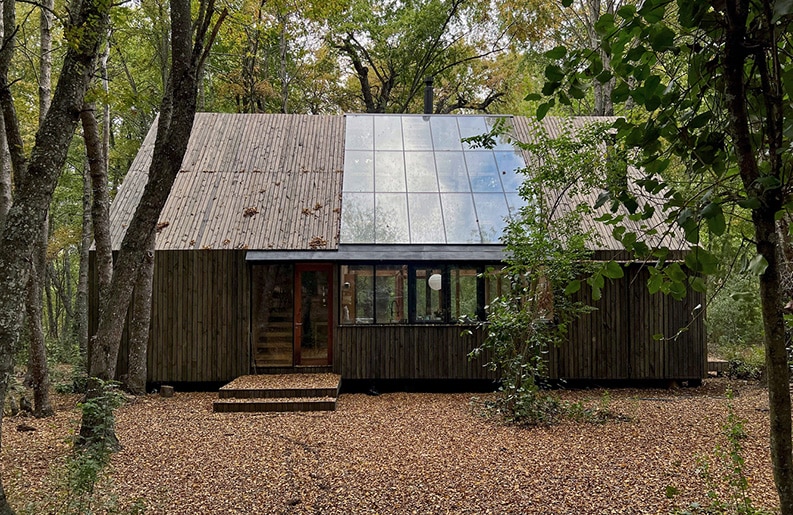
[75,159,92,363]
[81,0,226,446]
[0,0,110,508]
[126,231,155,394]
[25,0,56,418]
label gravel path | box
[3,378,782,514]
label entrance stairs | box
[213,372,341,413]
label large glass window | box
[341,265,406,324]
[341,264,498,325]
[340,114,527,244]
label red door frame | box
[294,263,334,366]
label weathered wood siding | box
[147,250,250,382]
[550,264,705,381]
[334,325,496,380]
[90,250,250,383]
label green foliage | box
[708,272,765,353]
[11,380,140,514]
[670,391,772,515]
[469,122,629,425]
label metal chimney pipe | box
[423,76,434,114]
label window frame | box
[339,262,503,326]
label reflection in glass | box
[435,152,469,192]
[374,151,406,192]
[408,193,445,243]
[375,193,409,243]
[475,193,511,243]
[345,115,373,150]
[415,267,445,322]
[451,268,478,321]
[251,264,294,366]
[466,152,501,192]
[375,265,407,323]
[441,193,480,243]
[405,152,439,192]
[402,117,433,150]
[494,151,525,191]
[374,116,403,150]
[485,117,517,149]
[506,193,528,217]
[457,117,489,149]
[340,265,374,324]
[343,151,374,192]
[340,193,375,243]
[430,117,462,150]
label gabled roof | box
[109,113,344,251]
[110,112,685,256]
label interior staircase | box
[213,372,341,413]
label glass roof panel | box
[430,117,462,150]
[441,193,480,243]
[345,115,373,150]
[374,116,403,150]
[465,152,502,192]
[341,114,527,246]
[343,151,374,192]
[405,152,439,192]
[494,151,525,191]
[374,151,406,192]
[475,193,510,243]
[341,192,375,243]
[435,152,470,192]
[457,117,489,150]
[375,193,410,243]
[485,117,518,150]
[402,117,433,150]
[408,193,446,243]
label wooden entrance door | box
[294,264,333,366]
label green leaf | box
[652,333,664,341]
[684,247,718,275]
[689,276,707,293]
[747,254,768,276]
[648,272,663,294]
[524,93,542,101]
[738,197,761,210]
[617,5,636,19]
[700,202,726,235]
[536,101,553,120]
[665,263,687,283]
[602,260,625,279]
[773,0,793,22]
[545,46,567,60]
[544,64,565,82]
[650,26,676,51]
[564,280,581,295]
[561,0,573,6]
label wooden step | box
[219,385,339,399]
[213,397,337,413]
[215,373,341,413]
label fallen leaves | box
[1,379,783,514]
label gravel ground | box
[2,378,783,514]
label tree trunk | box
[81,0,225,446]
[722,2,793,511]
[26,221,53,417]
[82,106,112,302]
[126,231,155,394]
[75,159,91,363]
[0,117,9,232]
[0,0,110,508]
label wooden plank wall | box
[550,264,706,381]
[334,325,496,380]
[146,250,250,382]
[90,250,251,383]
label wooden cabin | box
[93,113,705,386]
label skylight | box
[340,114,527,245]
